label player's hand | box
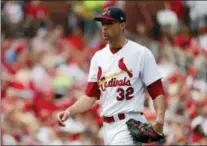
[152,121,164,135]
[56,109,70,127]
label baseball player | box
[57,7,166,145]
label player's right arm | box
[57,95,97,126]
[57,54,101,126]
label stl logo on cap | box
[103,8,110,16]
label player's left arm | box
[141,48,166,134]
[153,94,165,133]
[152,95,165,134]
[147,79,165,134]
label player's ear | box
[120,23,125,30]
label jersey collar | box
[109,40,129,54]
[110,47,122,54]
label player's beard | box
[103,33,119,42]
[103,33,111,41]
[102,29,121,42]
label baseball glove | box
[126,119,165,143]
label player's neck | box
[109,35,127,50]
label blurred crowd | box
[1,0,207,145]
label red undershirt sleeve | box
[85,54,101,99]
[147,79,165,100]
[85,82,101,99]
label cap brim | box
[94,16,117,22]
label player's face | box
[100,20,123,41]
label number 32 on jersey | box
[116,87,134,101]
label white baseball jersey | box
[86,40,162,117]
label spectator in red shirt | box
[67,24,85,52]
[25,0,48,20]
[24,0,49,36]
[167,1,184,20]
